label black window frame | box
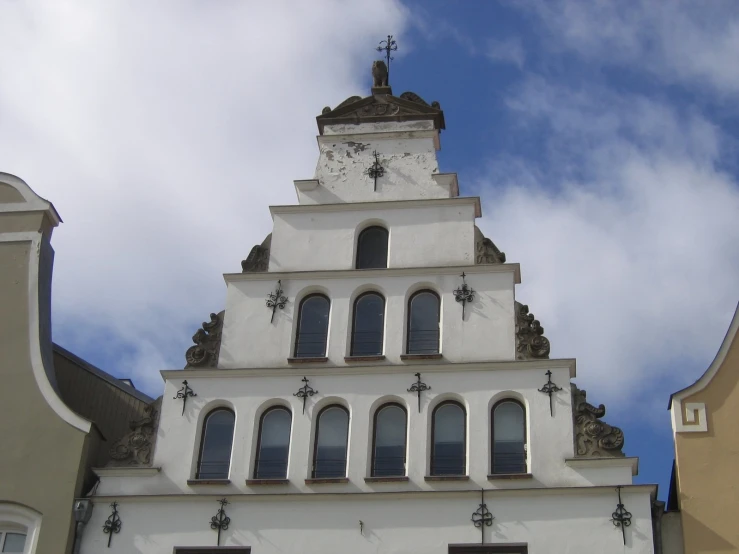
[350,291,386,356]
[491,399,527,475]
[430,400,467,476]
[371,402,408,477]
[355,225,389,269]
[253,406,292,480]
[312,404,350,479]
[195,407,235,480]
[406,289,441,355]
[294,293,331,358]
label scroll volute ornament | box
[185,311,224,368]
[515,301,550,360]
[572,385,625,457]
[108,397,162,466]
[241,233,271,272]
[474,226,506,265]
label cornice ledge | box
[93,467,162,478]
[224,263,521,285]
[316,129,439,143]
[160,357,576,381]
[565,456,639,476]
[268,196,481,217]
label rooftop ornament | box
[375,34,397,84]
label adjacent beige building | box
[668,304,739,553]
[0,172,151,554]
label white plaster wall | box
[269,203,476,272]
[304,133,449,204]
[80,489,655,553]
[93,364,631,499]
[219,269,515,368]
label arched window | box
[312,405,349,478]
[351,292,385,356]
[294,294,330,358]
[407,290,440,354]
[372,403,407,476]
[431,401,466,475]
[254,407,292,479]
[0,531,26,552]
[492,400,527,474]
[196,408,235,479]
[356,226,389,269]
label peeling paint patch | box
[326,150,334,161]
[345,150,353,158]
[345,141,369,153]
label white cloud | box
[475,76,739,421]
[486,37,525,68]
[0,1,408,392]
[519,0,739,98]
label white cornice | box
[224,263,521,285]
[316,129,439,143]
[90,483,656,502]
[0,172,61,225]
[93,467,162,478]
[268,196,482,219]
[161,357,576,381]
[669,303,739,434]
[565,457,639,476]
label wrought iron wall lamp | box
[102,502,121,548]
[611,485,632,545]
[210,498,231,546]
[266,280,288,323]
[293,376,318,415]
[407,372,430,413]
[174,380,196,416]
[453,272,475,320]
[471,489,493,544]
[538,370,562,417]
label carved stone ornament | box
[184,311,224,368]
[399,91,432,107]
[107,397,162,466]
[474,226,506,264]
[572,384,625,457]
[515,301,550,360]
[241,233,271,272]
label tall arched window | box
[431,401,466,475]
[254,407,292,479]
[0,531,26,552]
[372,403,407,476]
[312,405,349,478]
[492,400,527,474]
[407,290,440,354]
[196,408,235,479]
[294,294,330,358]
[356,226,389,269]
[351,292,385,356]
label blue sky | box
[2,1,738,501]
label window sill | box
[187,479,231,486]
[287,357,328,364]
[364,476,409,483]
[305,477,349,485]
[487,473,533,480]
[344,355,385,362]
[401,353,442,361]
[245,479,290,485]
[424,475,469,482]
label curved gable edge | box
[669,303,739,433]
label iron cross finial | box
[376,35,398,81]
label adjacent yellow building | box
[669,304,739,553]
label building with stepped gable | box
[77,63,659,554]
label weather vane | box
[376,35,398,81]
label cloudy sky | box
[2,0,738,498]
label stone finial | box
[515,301,550,359]
[372,60,388,87]
[184,311,224,368]
[572,385,625,457]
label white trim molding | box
[669,303,739,435]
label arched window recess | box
[294,294,330,359]
[371,403,407,477]
[253,406,292,480]
[406,290,440,355]
[491,399,527,475]
[430,401,466,476]
[312,405,350,479]
[356,226,388,269]
[350,292,385,357]
[195,408,235,480]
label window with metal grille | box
[407,290,440,354]
[372,403,407,476]
[196,408,235,479]
[491,400,527,474]
[254,407,291,479]
[294,294,330,358]
[351,292,385,356]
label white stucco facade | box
[81,84,656,553]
